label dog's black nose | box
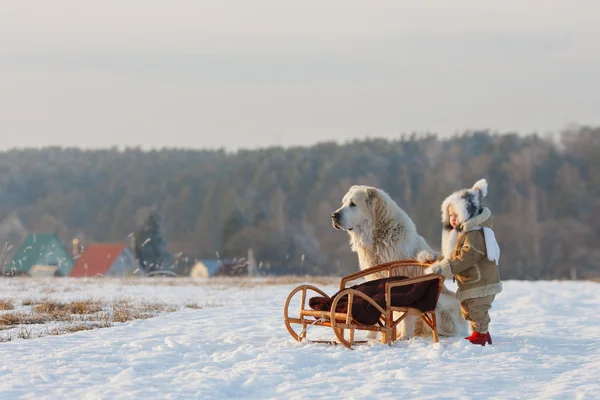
[332,212,340,220]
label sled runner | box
[283,260,445,349]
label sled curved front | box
[329,288,391,349]
[283,284,335,343]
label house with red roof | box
[70,244,140,277]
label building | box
[190,259,223,278]
[7,232,74,276]
[70,244,140,277]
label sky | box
[1,0,599,151]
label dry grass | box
[0,334,12,342]
[48,321,113,335]
[34,299,103,315]
[112,308,154,323]
[110,300,177,323]
[39,312,73,322]
[17,326,38,340]
[140,301,177,313]
[113,303,151,322]
[22,298,60,307]
[0,299,14,310]
[0,312,46,326]
[33,301,69,314]
[21,298,37,306]
[67,300,104,314]
[186,303,222,310]
[0,294,218,342]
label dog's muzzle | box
[331,212,341,230]
[332,212,352,231]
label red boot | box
[465,332,492,346]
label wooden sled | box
[283,260,445,349]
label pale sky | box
[1,1,599,150]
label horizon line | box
[0,128,574,154]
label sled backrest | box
[340,260,430,290]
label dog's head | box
[332,185,380,233]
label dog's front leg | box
[397,314,416,340]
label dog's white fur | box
[333,185,468,339]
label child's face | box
[448,205,458,228]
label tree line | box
[0,126,598,279]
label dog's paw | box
[417,250,437,263]
[366,331,379,341]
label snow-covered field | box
[0,277,599,399]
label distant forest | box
[0,126,598,279]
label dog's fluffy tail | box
[436,293,469,337]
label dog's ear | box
[365,187,379,207]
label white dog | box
[332,185,467,339]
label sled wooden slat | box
[286,318,385,332]
[339,259,430,290]
[283,259,445,349]
[308,340,370,345]
[300,310,350,320]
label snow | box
[0,278,599,399]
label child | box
[423,179,502,346]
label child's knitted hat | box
[441,179,488,229]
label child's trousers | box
[460,295,495,333]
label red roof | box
[70,244,128,277]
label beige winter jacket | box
[436,208,502,302]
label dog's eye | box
[349,201,356,207]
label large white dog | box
[332,185,468,339]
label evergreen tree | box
[221,209,246,257]
[135,210,174,274]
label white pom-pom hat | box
[441,179,488,229]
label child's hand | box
[424,259,453,279]
[424,263,441,275]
